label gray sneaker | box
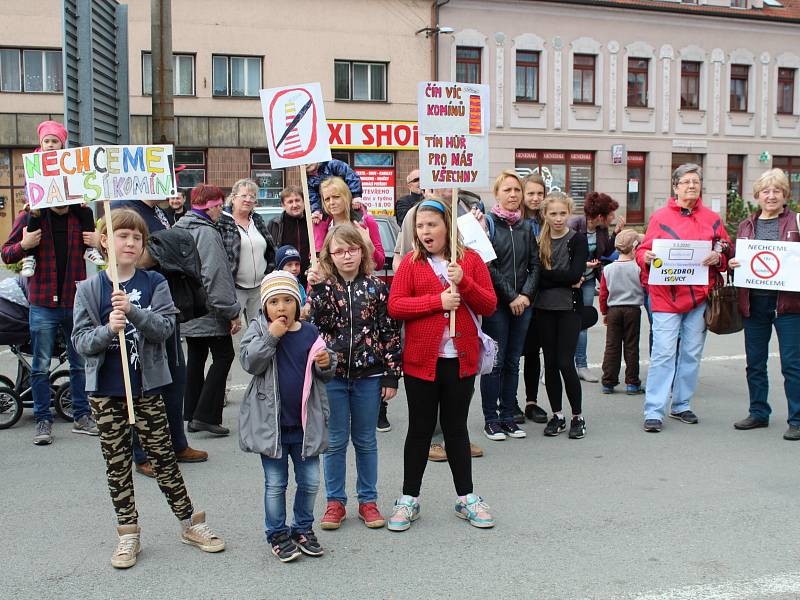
[576,367,599,383]
[33,420,54,445]
[72,414,100,436]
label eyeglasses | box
[236,193,256,200]
[677,180,701,187]
[330,246,362,258]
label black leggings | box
[536,308,583,415]
[403,358,475,497]
[184,335,234,425]
[523,311,541,404]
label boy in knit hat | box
[21,120,105,277]
[239,271,335,562]
[599,229,646,395]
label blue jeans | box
[324,377,381,504]
[744,294,800,426]
[480,305,532,423]
[644,304,707,421]
[29,305,89,423]
[575,278,596,368]
[260,443,320,542]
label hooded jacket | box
[734,206,800,317]
[174,211,241,337]
[307,159,362,214]
[238,315,336,459]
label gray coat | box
[72,271,178,394]
[174,211,241,337]
[239,314,336,459]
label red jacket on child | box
[388,248,496,381]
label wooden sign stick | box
[449,187,459,337]
[299,166,319,269]
[102,200,136,425]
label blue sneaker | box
[601,385,615,394]
[387,495,419,532]
[455,493,495,529]
[626,385,645,395]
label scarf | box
[490,204,521,226]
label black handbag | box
[704,272,743,334]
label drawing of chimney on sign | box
[282,101,303,155]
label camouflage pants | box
[90,394,194,525]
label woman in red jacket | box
[386,199,497,532]
[636,163,732,433]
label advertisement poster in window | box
[251,169,285,204]
[354,167,395,216]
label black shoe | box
[500,420,527,438]
[734,416,769,430]
[483,422,507,441]
[377,401,391,432]
[291,530,324,557]
[525,403,548,424]
[668,410,699,424]
[188,420,230,436]
[784,425,800,441]
[644,419,663,432]
[543,415,566,437]
[271,532,301,562]
[568,416,586,439]
[513,405,526,424]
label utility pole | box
[151,0,175,144]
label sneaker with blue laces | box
[387,495,419,532]
[455,493,495,528]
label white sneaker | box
[111,524,141,569]
[576,367,599,383]
[84,247,106,266]
[20,256,35,277]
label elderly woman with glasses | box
[636,163,732,433]
[217,178,277,328]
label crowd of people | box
[5,119,800,568]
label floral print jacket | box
[308,274,402,388]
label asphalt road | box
[2,317,798,600]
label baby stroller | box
[0,277,72,430]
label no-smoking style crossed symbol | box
[750,251,780,279]
[275,98,314,151]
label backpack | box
[147,228,208,323]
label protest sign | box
[23,145,175,210]
[417,81,489,190]
[648,239,712,286]
[354,168,395,216]
[734,239,800,292]
[457,212,496,263]
[260,82,331,169]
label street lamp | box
[415,25,454,38]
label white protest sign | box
[648,239,712,286]
[734,239,800,292]
[260,82,331,169]
[23,145,175,209]
[417,81,489,189]
[457,212,496,263]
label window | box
[456,47,481,84]
[627,58,649,108]
[174,150,205,192]
[627,153,646,224]
[730,64,749,112]
[515,150,595,209]
[778,68,795,115]
[572,54,595,105]
[142,52,195,96]
[515,50,539,102]
[212,55,261,97]
[681,61,701,110]
[0,48,62,93]
[730,0,747,7]
[773,156,800,201]
[251,152,284,205]
[727,155,745,198]
[334,60,386,102]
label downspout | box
[432,0,451,80]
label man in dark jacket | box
[268,186,312,285]
[306,160,362,221]
[395,169,422,226]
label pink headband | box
[193,197,224,210]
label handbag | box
[465,306,499,375]
[704,271,743,334]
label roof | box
[532,0,800,22]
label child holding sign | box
[21,120,105,277]
[72,209,225,569]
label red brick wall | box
[207,148,250,193]
[395,150,418,204]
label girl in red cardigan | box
[386,199,497,531]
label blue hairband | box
[419,200,445,213]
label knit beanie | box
[37,120,67,147]
[275,245,302,270]
[260,271,302,310]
